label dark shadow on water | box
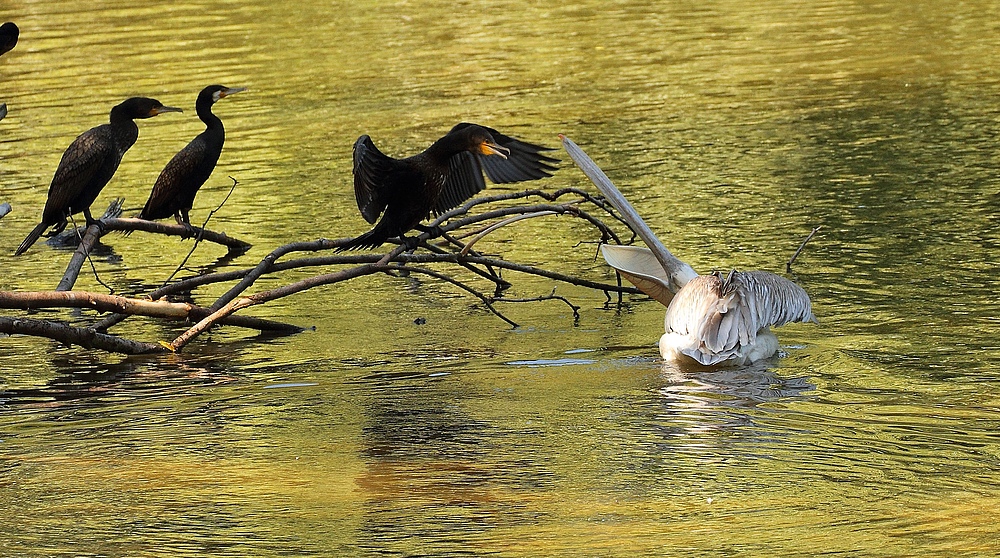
[0,352,243,408]
[350,369,541,556]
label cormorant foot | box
[86,219,106,234]
[414,224,443,238]
[402,236,421,251]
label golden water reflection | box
[2,0,1000,555]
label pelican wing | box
[600,244,676,305]
[664,270,816,365]
[561,134,698,291]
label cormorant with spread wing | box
[340,123,558,251]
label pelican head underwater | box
[560,134,817,367]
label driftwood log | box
[0,186,642,355]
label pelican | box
[560,135,816,367]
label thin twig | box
[493,288,582,322]
[162,177,240,286]
[786,226,822,273]
[460,211,559,256]
[68,212,114,294]
[384,264,519,328]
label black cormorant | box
[138,85,245,227]
[14,97,182,256]
[340,123,558,250]
[0,22,18,122]
[0,22,17,56]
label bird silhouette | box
[139,85,245,227]
[15,97,182,256]
[341,123,558,250]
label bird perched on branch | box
[14,97,182,256]
[0,22,19,122]
[339,123,558,251]
[561,134,816,367]
[139,85,245,227]
[0,21,17,56]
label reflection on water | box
[3,0,1000,555]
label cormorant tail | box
[14,221,48,256]
[336,226,390,252]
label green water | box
[2,0,1000,555]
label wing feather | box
[142,141,205,218]
[353,135,398,225]
[435,123,558,214]
[664,270,815,365]
[44,128,116,217]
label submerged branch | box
[0,316,168,354]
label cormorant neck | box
[426,129,475,160]
[196,99,222,129]
[109,105,138,126]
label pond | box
[2,0,1000,555]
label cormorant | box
[341,123,558,251]
[0,22,18,122]
[14,97,182,256]
[0,22,17,56]
[138,85,245,227]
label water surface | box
[2,0,1000,556]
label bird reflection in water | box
[652,358,816,441]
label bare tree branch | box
[4,184,651,354]
[493,289,582,322]
[56,221,109,292]
[106,218,251,252]
[0,290,303,334]
[168,263,383,351]
[0,316,168,354]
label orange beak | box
[480,141,509,159]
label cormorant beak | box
[220,87,247,98]
[480,141,509,159]
[151,106,183,116]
